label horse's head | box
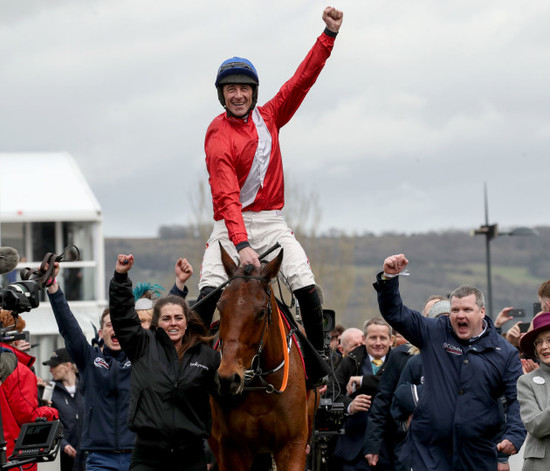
[215,243,283,396]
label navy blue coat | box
[391,353,424,425]
[374,275,526,471]
[51,379,86,470]
[48,288,136,451]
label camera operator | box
[310,327,364,471]
[0,310,59,471]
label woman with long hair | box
[109,254,219,471]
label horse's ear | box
[220,242,238,278]
[261,248,283,282]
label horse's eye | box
[257,308,267,319]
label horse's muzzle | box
[215,371,244,396]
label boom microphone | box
[0,247,20,275]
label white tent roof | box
[0,152,102,222]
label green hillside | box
[105,226,550,332]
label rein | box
[220,274,293,395]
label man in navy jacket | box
[47,282,135,471]
[373,254,526,471]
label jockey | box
[194,7,343,383]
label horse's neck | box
[263,296,287,367]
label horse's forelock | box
[243,264,255,276]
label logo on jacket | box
[94,357,110,369]
[443,342,463,356]
[123,360,131,368]
[190,362,209,371]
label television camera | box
[308,308,346,471]
[310,396,346,471]
[0,244,79,314]
[0,245,79,469]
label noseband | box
[219,274,294,394]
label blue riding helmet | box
[215,57,259,110]
[215,57,259,87]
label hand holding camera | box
[0,245,79,314]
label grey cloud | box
[1,1,549,238]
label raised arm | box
[46,262,93,370]
[115,253,134,274]
[109,254,148,361]
[170,257,193,297]
[374,254,428,349]
[322,6,343,33]
[383,254,409,276]
[265,7,344,129]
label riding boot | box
[192,286,221,330]
[293,285,331,388]
[294,285,326,352]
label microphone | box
[0,247,20,275]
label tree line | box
[105,225,550,331]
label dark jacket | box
[331,345,387,408]
[374,275,526,471]
[109,271,220,448]
[51,378,86,470]
[364,342,412,471]
[48,288,136,451]
[391,353,424,425]
[330,345,388,462]
[391,352,512,466]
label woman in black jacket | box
[109,254,220,471]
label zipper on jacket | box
[113,359,120,450]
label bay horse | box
[209,245,317,471]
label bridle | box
[218,274,294,394]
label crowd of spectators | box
[3,248,550,471]
[317,254,550,471]
[4,2,550,469]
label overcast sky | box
[1,0,549,237]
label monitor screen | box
[20,423,53,447]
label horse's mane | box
[243,264,256,276]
